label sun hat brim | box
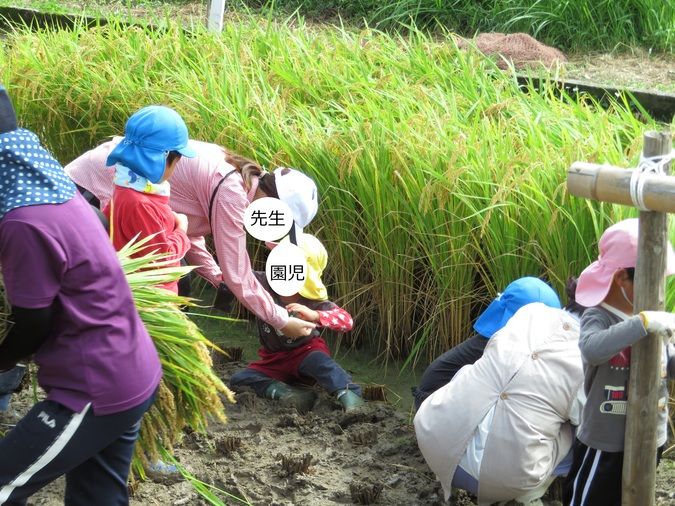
[575,260,615,308]
[176,141,197,158]
[473,277,561,338]
[576,235,675,308]
[472,297,509,338]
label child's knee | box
[228,370,249,387]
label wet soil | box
[4,357,674,506]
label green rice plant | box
[0,17,662,364]
[115,237,235,475]
[159,448,253,505]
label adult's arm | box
[0,306,52,370]
[0,219,63,366]
[210,183,289,330]
[578,308,647,365]
[184,235,222,286]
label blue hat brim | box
[473,298,510,338]
[473,277,561,338]
[106,142,166,184]
[177,142,196,158]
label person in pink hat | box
[563,218,675,506]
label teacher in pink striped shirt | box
[65,137,318,339]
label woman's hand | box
[285,303,319,323]
[280,317,316,339]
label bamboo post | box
[206,0,226,32]
[622,132,672,506]
[566,131,673,505]
[567,163,675,213]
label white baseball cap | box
[274,167,318,240]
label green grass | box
[236,0,675,52]
[0,17,666,365]
[1,0,672,52]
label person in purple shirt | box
[0,86,162,505]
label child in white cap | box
[563,218,675,506]
[230,233,364,412]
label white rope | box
[629,150,675,211]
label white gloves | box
[639,311,675,339]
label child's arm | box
[579,308,647,365]
[130,203,191,261]
[286,303,354,332]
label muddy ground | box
[3,355,674,506]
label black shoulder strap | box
[208,169,237,226]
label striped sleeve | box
[210,178,288,329]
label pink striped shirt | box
[65,138,288,329]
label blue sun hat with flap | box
[106,105,197,184]
[473,276,561,338]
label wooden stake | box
[622,131,672,506]
[206,0,226,32]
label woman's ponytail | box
[223,150,263,191]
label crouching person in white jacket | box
[414,295,585,505]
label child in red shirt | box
[103,105,196,293]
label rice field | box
[0,16,670,364]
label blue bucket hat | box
[106,105,197,183]
[473,277,561,338]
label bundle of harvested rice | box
[116,237,235,475]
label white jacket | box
[414,303,584,504]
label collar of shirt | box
[600,302,632,321]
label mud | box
[3,359,675,506]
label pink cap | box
[576,218,675,307]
